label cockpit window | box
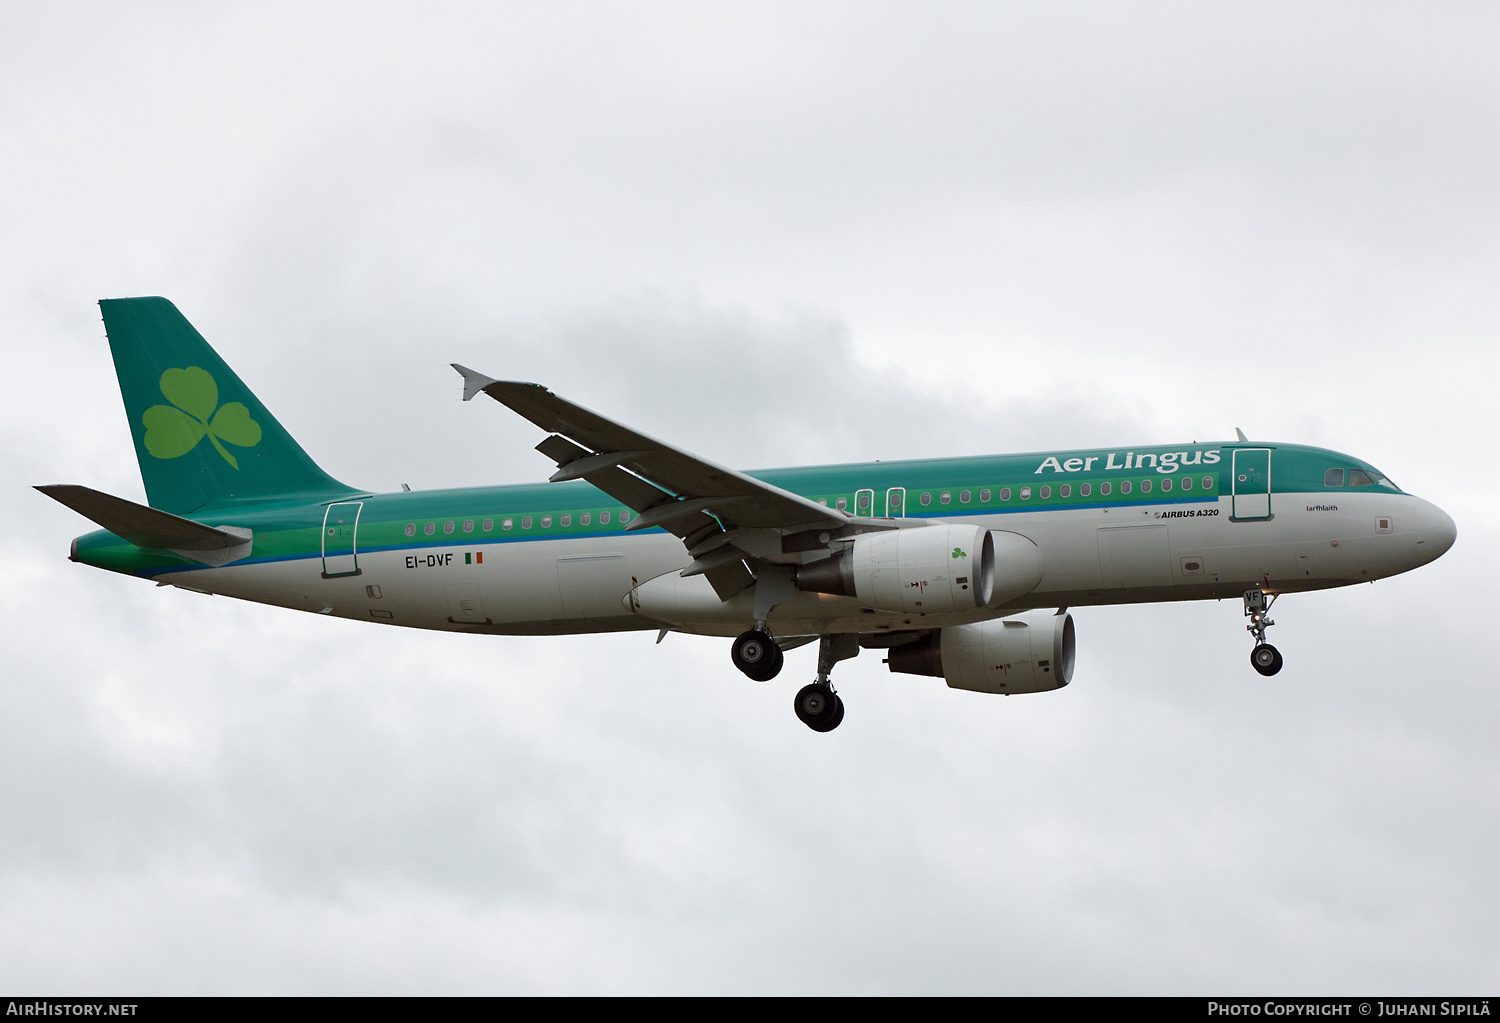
[1348,469,1375,487]
[1369,471,1398,489]
[1323,468,1345,487]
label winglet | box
[451,364,499,402]
[1235,428,1249,442]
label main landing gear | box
[793,634,859,733]
[731,626,783,681]
[794,683,843,732]
[1243,588,1284,676]
[730,629,859,731]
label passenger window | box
[1080,483,1091,497]
[1040,485,1051,499]
[561,514,571,526]
[980,489,991,502]
[1020,487,1032,500]
[444,521,455,534]
[463,519,474,533]
[940,491,951,504]
[1324,468,1346,487]
[581,513,591,526]
[1160,478,1172,492]
[1100,482,1111,495]
[541,515,553,528]
[600,511,611,524]
[503,518,513,530]
[999,488,1010,501]
[1348,470,1375,487]
[424,522,435,536]
[405,524,416,537]
[1120,481,1132,494]
[522,516,532,529]
[1201,476,1213,489]
[836,497,847,511]
[482,518,493,531]
[620,510,631,523]
[1180,477,1192,491]
[960,490,971,503]
[1061,484,1072,497]
[920,492,932,506]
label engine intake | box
[886,610,1076,694]
[795,526,1041,615]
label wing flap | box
[534,434,721,540]
[704,559,755,601]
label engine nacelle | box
[886,609,1076,694]
[796,526,1042,615]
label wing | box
[453,365,855,600]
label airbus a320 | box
[38,299,1457,732]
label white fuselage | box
[162,489,1454,639]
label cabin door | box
[1231,449,1272,520]
[321,501,363,577]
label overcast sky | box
[1,1,1496,994]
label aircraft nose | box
[1412,498,1457,561]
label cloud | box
[2,0,1496,994]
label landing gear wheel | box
[1251,643,1283,676]
[732,629,783,681]
[824,696,845,732]
[794,684,842,731]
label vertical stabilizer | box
[100,297,358,514]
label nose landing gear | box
[1244,589,1283,676]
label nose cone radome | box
[1413,498,1457,562]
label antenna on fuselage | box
[1235,428,1249,442]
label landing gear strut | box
[1243,589,1283,676]
[731,626,783,681]
[794,634,858,732]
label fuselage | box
[72,440,1457,639]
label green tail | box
[100,297,359,514]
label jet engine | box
[795,525,1042,615]
[884,609,1076,694]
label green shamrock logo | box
[142,367,262,469]
[951,547,967,559]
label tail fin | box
[100,297,358,514]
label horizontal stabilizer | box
[36,485,250,553]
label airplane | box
[37,298,1457,732]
